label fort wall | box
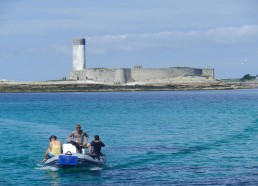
[131,67,203,82]
[202,68,214,77]
[69,67,215,84]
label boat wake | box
[89,167,103,171]
[36,164,58,171]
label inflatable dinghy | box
[44,143,106,167]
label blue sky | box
[0,0,257,81]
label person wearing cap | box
[68,124,89,153]
[43,135,62,162]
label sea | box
[0,89,258,185]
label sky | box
[0,0,257,81]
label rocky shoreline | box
[0,80,257,93]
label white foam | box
[89,167,103,171]
[36,164,58,171]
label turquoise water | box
[0,90,258,185]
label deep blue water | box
[0,89,258,185]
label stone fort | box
[69,38,214,84]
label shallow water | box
[0,89,258,185]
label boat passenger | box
[68,124,89,153]
[89,135,105,156]
[43,135,62,162]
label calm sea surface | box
[0,90,258,185]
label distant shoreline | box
[0,80,257,93]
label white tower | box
[73,38,85,70]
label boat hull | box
[45,153,107,167]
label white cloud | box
[216,25,258,36]
[205,25,258,44]
[86,25,258,55]
[88,34,128,43]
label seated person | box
[68,124,89,153]
[43,135,62,162]
[89,135,105,156]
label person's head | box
[94,135,100,141]
[76,124,81,131]
[49,135,57,141]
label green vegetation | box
[240,74,256,81]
